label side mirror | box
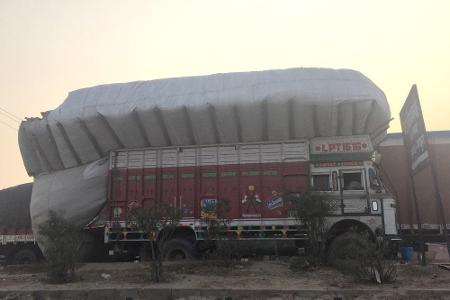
[372,151,382,165]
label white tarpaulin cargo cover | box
[30,158,108,230]
[18,68,391,234]
[19,68,390,176]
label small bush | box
[127,204,180,282]
[213,240,242,268]
[289,256,314,271]
[329,231,397,283]
[288,191,337,268]
[38,211,84,283]
[362,240,397,283]
[200,199,240,268]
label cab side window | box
[342,172,364,190]
[312,174,331,191]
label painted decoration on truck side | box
[241,185,262,218]
[200,198,218,219]
[267,190,283,211]
[107,142,310,221]
[127,200,139,209]
[180,205,191,217]
[1,234,35,245]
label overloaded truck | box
[17,68,399,259]
[98,135,398,258]
[0,183,42,265]
[3,138,399,261]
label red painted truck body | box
[0,183,42,265]
[107,141,309,222]
[99,136,399,257]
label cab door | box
[382,198,398,235]
[339,169,370,214]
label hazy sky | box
[1,0,450,189]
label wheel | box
[0,254,6,266]
[327,231,372,269]
[13,248,38,265]
[163,238,196,260]
[78,232,107,262]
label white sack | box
[30,158,109,235]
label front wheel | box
[327,231,372,270]
[163,238,196,260]
[13,248,38,265]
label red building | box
[379,131,450,242]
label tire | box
[13,248,38,265]
[163,238,196,260]
[78,232,106,262]
[0,254,6,266]
[327,231,372,269]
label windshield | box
[342,171,364,190]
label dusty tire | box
[0,254,6,266]
[13,249,38,265]
[163,238,196,260]
[327,231,372,269]
[78,232,107,262]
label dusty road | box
[1,259,450,299]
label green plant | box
[201,199,240,267]
[38,211,85,283]
[328,231,397,283]
[289,256,312,272]
[328,231,372,274]
[366,244,397,283]
[288,191,336,268]
[127,204,180,282]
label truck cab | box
[309,136,399,241]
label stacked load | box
[18,68,391,232]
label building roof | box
[382,130,450,146]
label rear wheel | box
[163,238,196,260]
[0,254,6,266]
[13,249,38,265]
[78,232,107,262]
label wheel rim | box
[21,258,31,264]
[16,256,32,264]
[168,249,187,260]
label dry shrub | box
[127,204,180,282]
[288,191,337,269]
[329,231,397,283]
[201,199,241,268]
[38,211,84,283]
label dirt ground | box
[1,258,450,291]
